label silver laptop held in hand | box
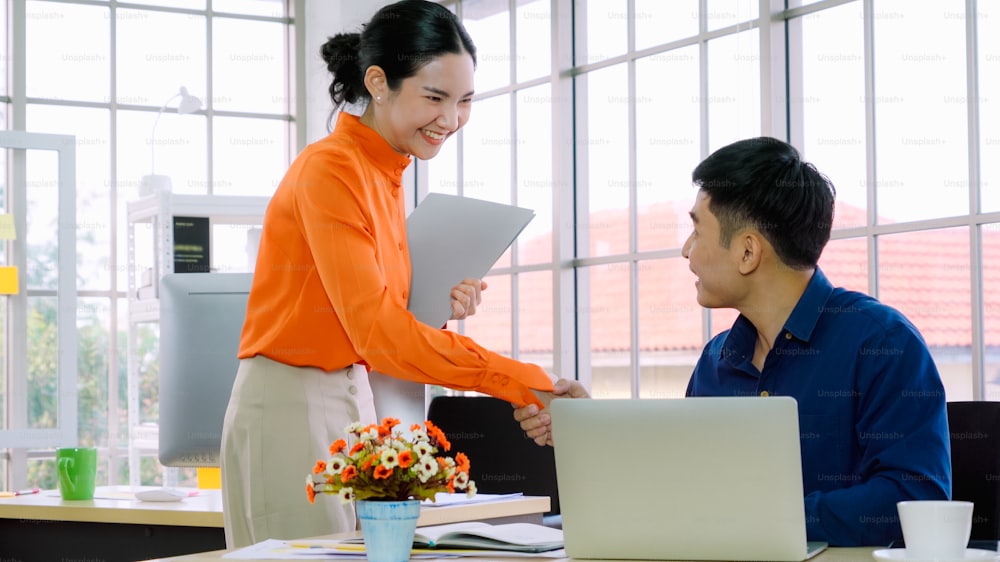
[551,396,828,561]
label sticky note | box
[0,266,18,294]
[0,214,15,240]
[197,467,221,489]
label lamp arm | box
[150,93,181,176]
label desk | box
[142,530,881,562]
[0,487,549,561]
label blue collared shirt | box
[686,268,951,547]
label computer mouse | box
[135,488,197,502]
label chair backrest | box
[427,395,559,514]
[947,400,1000,541]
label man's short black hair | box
[692,137,836,269]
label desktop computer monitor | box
[158,272,253,467]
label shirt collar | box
[334,111,413,180]
[720,267,835,358]
[782,267,836,343]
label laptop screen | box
[551,396,826,561]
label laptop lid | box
[551,396,827,561]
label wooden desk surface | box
[0,486,226,528]
[143,531,880,562]
[0,487,549,529]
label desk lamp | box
[140,86,203,196]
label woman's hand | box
[515,379,592,446]
[449,278,487,320]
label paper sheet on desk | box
[406,193,535,329]
[221,538,567,559]
[422,492,523,507]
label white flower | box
[411,428,429,442]
[465,481,477,498]
[453,471,469,489]
[380,447,399,469]
[417,455,438,483]
[413,442,434,457]
[339,487,356,504]
[345,421,363,434]
[327,454,348,474]
[360,427,379,442]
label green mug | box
[56,447,97,500]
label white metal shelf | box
[125,191,268,486]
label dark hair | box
[320,0,477,112]
[691,137,836,270]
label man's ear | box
[738,232,764,275]
[364,65,388,102]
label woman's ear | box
[364,66,388,102]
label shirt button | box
[402,290,408,300]
[347,370,355,380]
[760,390,770,397]
[785,332,793,340]
[348,385,358,395]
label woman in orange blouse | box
[219,0,556,548]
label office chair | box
[427,395,560,524]
[947,400,1000,542]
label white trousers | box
[220,355,377,548]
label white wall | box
[304,0,394,144]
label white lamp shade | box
[177,87,203,115]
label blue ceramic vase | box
[355,499,421,562]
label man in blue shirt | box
[518,137,951,547]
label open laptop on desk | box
[551,396,828,561]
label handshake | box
[516,379,591,447]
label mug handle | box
[57,457,77,495]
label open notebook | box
[551,397,828,561]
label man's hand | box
[515,379,591,447]
[450,278,487,320]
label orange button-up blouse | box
[238,112,553,407]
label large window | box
[434,0,1000,405]
[2,0,293,490]
[789,0,999,401]
[6,0,999,491]
[427,0,563,386]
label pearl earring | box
[376,96,381,102]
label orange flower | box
[382,417,401,430]
[362,456,374,472]
[329,439,347,455]
[349,442,365,456]
[341,465,358,483]
[306,482,316,504]
[397,450,413,469]
[373,464,393,480]
[455,452,470,474]
[446,477,456,493]
[313,460,327,474]
[425,421,451,451]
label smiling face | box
[368,52,475,161]
[681,191,749,309]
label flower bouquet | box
[306,417,476,562]
[306,417,476,504]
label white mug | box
[896,500,974,560]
